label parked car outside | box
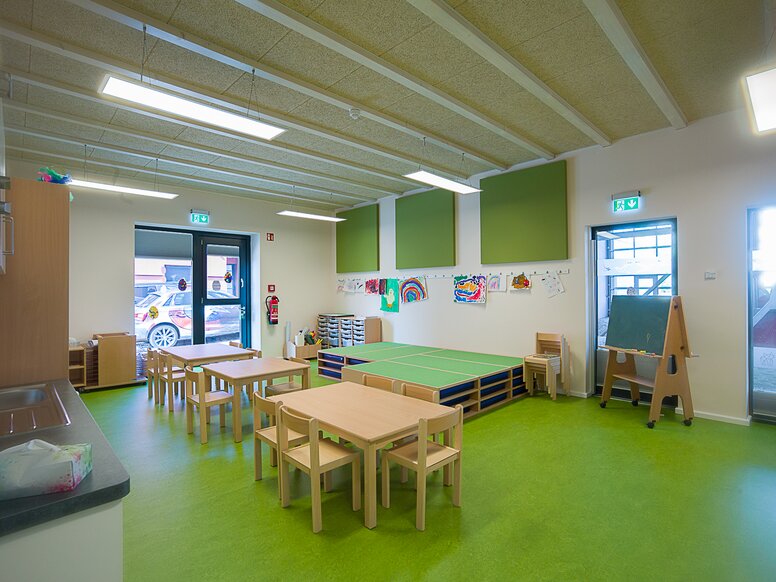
[134,290,240,348]
[134,283,165,304]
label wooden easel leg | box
[600,350,617,407]
[628,382,639,407]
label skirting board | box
[675,407,751,426]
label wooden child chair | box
[146,348,158,402]
[185,366,234,445]
[278,405,361,533]
[158,353,185,411]
[253,394,307,496]
[361,373,396,392]
[382,405,463,531]
[265,357,308,397]
[524,332,569,400]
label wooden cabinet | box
[317,314,381,348]
[80,333,139,391]
[0,179,69,388]
[69,346,86,389]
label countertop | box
[0,379,130,537]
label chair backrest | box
[184,365,206,399]
[362,373,395,392]
[146,348,158,371]
[250,349,263,358]
[229,340,243,348]
[417,405,463,467]
[401,382,439,403]
[158,353,177,377]
[253,393,280,431]
[535,332,569,383]
[279,406,320,473]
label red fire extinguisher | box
[265,295,279,325]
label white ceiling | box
[0,0,770,210]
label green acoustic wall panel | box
[480,160,568,264]
[336,204,379,273]
[395,189,456,269]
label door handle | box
[240,306,246,320]
[240,277,244,289]
[1,215,14,256]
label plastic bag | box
[0,439,93,501]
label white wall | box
[6,158,336,358]
[334,109,776,424]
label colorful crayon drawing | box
[510,273,531,290]
[399,277,428,303]
[487,274,506,292]
[343,279,357,293]
[381,278,400,312]
[365,279,380,295]
[453,275,486,304]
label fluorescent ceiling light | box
[745,67,776,132]
[102,76,286,141]
[70,179,178,200]
[277,210,345,222]
[403,170,481,194]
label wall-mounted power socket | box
[704,271,717,280]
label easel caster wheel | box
[599,402,606,408]
[647,421,655,429]
[631,400,639,407]
[683,419,692,426]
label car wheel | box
[148,324,180,349]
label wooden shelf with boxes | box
[68,346,86,389]
[317,314,381,349]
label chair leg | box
[168,381,174,413]
[452,457,462,508]
[352,455,361,511]
[199,404,208,445]
[220,404,226,428]
[416,470,427,531]
[311,471,322,533]
[401,466,409,484]
[254,439,262,481]
[186,400,193,435]
[381,454,390,508]
[280,457,290,508]
[147,374,153,399]
[323,471,332,493]
[269,448,278,467]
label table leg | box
[443,429,452,486]
[233,383,243,442]
[302,367,310,389]
[364,444,377,529]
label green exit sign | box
[613,195,640,213]
[190,210,210,225]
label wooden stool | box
[524,354,563,399]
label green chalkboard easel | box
[600,295,695,429]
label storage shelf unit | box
[68,346,86,388]
[80,333,143,391]
[317,314,381,349]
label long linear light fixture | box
[70,179,178,200]
[277,210,345,222]
[403,170,481,194]
[101,76,286,141]
[745,66,776,133]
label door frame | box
[586,217,678,397]
[135,225,252,348]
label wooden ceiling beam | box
[234,0,555,159]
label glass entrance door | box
[749,208,776,420]
[591,219,677,399]
[194,235,249,346]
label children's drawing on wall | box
[336,278,345,292]
[379,279,387,295]
[453,275,487,304]
[381,278,400,312]
[400,277,428,303]
[510,273,531,291]
[540,271,565,298]
[365,279,380,295]
[344,279,358,293]
[354,280,365,293]
[487,274,507,292]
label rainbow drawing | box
[400,277,428,303]
[453,275,487,304]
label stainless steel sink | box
[0,384,71,437]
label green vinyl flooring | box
[81,364,776,581]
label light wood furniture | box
[160,343,255,368]
[265,357,310,396]
[268,382,452,529]
[91,333,138,389]
[0,179,69,389]
[524,332,569,400]
[253,394,308,492]
[185,366,234,445]
[382,405,463,530]
[68,346,86,389]
[279,405,362,533]
[229,341,243,348]
[145,348,157,401]
[400,382,440,403]
[284,341,320,360]
[601,296,695,428]
[202,357,311,443]
[159,354,185,412]
[361,373,395,392]
[317,314,381,349]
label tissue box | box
[0,440,93,501]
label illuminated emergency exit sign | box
[612,193,640,213]
[190,209,210,225]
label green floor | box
[82,367,776,581]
